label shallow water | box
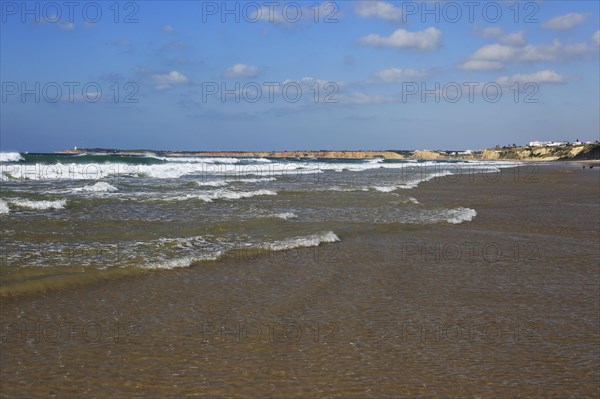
[1,155,505,294]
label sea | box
[0,151,516,291]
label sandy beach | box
[1,162,598,398]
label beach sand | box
[1,163,598,398]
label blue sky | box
[1,0,599,152]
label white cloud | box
[355,1,404,23]
[458,60,504,71]
[149,71,189,90]
[58,22,76,31]
[459,40,592,70]
[480,27,526,46]
[543,13,587,30]
[371,68,429,82]
[594,30,600,45]
[472,41,589,63]
[162,25,174,33]
[496,70,565,86]
[339,92,396,105]
[358,27,441,50]
[210,3,338,27]
[224,64,260,78]
[283,77,343,88]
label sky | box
[1,0,599,152]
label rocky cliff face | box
[481,144,599,161]
[57,144,599,161]
[57,149,407,160]
[411,150,448,160]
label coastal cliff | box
[57,143,600,161]
[481,143,600,161]
[58,149,407,160]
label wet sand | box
[1,163,599,398]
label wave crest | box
[446,207,477,224]
[0,152,23,162]
[0,200,9,214]
[9,198,67,210]
[264,231,340,251]
[71,182,118,192]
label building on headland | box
[528,141,573,147]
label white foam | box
[198,189,277,202]
[249,158,272,163]
[142,231,338,270]
[232,177,277,183]
[0,159,522,181]
[9,198,67,210]
[264,231,340,251]
[318,186,369,192]
[398,171,454,189]
[274,212,297,220]
[153,156,272,164]
[446,207,477,224]
[0,162,135,180]
[373,186,397,193]
[196,177,276,187]
[154,156,241,164]
[196,180,229,187]
[143,252,222,270]
[0,152,23,162]
[167,189,277,203]
[0,200,9,214]
[71,182,118,192]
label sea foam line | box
[398,170,455,189]
[262,231,340,251]
[8,198,67,210]
[142,252,223,270]
[273,212,297,220]
[445,207,477,224]
[70,182,118,193]
[143,231,340,270]
[166,189,277,203]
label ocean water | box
[0,152,517,293]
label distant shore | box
[56,143,600,162]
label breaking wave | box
[0,200,9,214]
[8,198,67,210]
[143,231,339,270]
[398,171,455,189]
[262,231,340,251]
[445,207,477,224]
[166,189,277,203]
[71,182,118,193]
[0,152,24,162]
